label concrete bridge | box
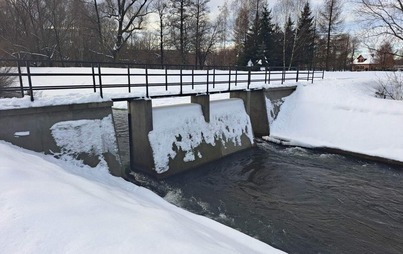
[0,86,296,179]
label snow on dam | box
[128,88,296,178]
[0,87,296,178]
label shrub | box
[376,72,403,100]
[0,66,15,98]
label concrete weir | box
[127,87,297,179]
[0,102,123,177]
[128,95,257,178]
[0,86,296,179]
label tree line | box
[0,0,401,70]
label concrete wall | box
[264,86,297,135]
[231,90,270,137]
[0,102,122,176]
[160,133,253,178]
[128,97,254,179]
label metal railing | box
[0,59,325,101]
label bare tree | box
[359,0,403,42]
[216,1,229,50]
[168,0,193,65]
[233,3,249,61]
[275,0,299,69]
[376,72,403,100]
[153,0,169,65]
[103,0,151,61]
[318,0,344,71]
[0,65,15,98]
[2,0,54,60]
[191,0,212,67]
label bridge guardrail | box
[0,59,325,101]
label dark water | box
[113,110,403,254]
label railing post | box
[296,66,300,82]
[17,60,24,97]
[228,67,231,91]
[281,67,285,84]
[192,68,194,90]
[312,67,315,84]
[268,67,271,84]
[25,61,34,102]
[127,64,131,93]
[98,63,103,98]
[322,70,325,79]
[91,64,96,93]
[264,66,267,84]
[247,68,251,90]
[206,69,209,93]
[165,67,168,91]
[180,66,183,95]
[212,68,216,89]
[307,69,310,81]
[235,68,238,87]
[145,65,149,97]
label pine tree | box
[257,6,275,66]
[283,16,295,68]
[238,10,260,66]
[271,25,284,66]
[295,2,315,68]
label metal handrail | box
[0,59,325,101]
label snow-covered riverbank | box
[269,71,403,164]
[0,141,283,253]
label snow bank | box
[0,141,283,254]
[270,72,403,163]
[149,99,254,173]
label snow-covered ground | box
[1,68,402,253]
[0,141,283,254]
[269,71,403,163]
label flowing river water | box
[113,109,403,253]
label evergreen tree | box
[295,2,315,68]
[271,24,284,66]
[283,16,295,68]
[238,10,260,66]
[257,6,275,66]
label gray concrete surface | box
[0,102,123,176]
[191,94,210,122]
[127,99,155,174]
[230,90,270,137]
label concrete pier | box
[231,90,270,137]
[127,99,154,173]
[191,94,210,122]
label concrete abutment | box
[0,102,123,177]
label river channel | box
[113,109,403,254]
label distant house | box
[352,54,377,71]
